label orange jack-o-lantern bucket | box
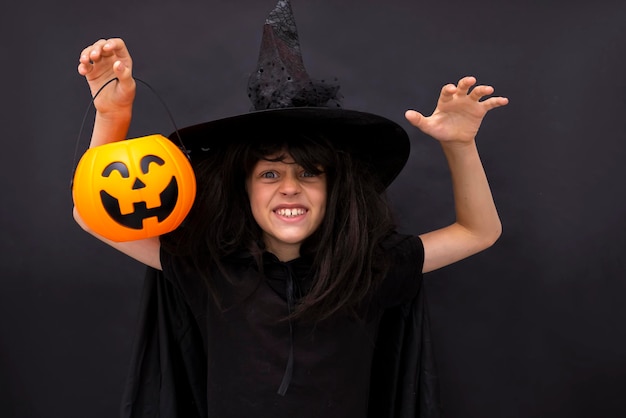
[72,134,196,242]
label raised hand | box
[78,38,136,116]
[405,76,508,144]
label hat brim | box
[169,107,410,189]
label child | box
[74,5,507,417]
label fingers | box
[441,76,488,99]
[466,81,509,109]
[455,76,477,95]
[469,85,494,101]
[78,39,105,75]
[438,76,508,107]
[482,96,509,110]
[439,84,457,103]
[79,38,128,62]
[439,76,476,102]
[77,38,132,77]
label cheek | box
[319,195,327,221]
[246,186,266,222]
[140,164,175,193]
[312,186,328,220]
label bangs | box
[241,132,339,178]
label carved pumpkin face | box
[72,134,196,242]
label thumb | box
[405,109,425,128]
[113,60,135,93]
[113,60,133,81]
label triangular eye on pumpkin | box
[73,134,196,242]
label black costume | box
[120,233,441,417]
[116,2,441,416]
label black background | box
[1,1,625,417]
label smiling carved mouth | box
[99,177,179,229]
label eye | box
[261,171,278,179]
[102,162,129,178]
[141,155,165,174]
[300,166,324,178]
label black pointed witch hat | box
[172,0,410,189]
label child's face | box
[246,153,327,261]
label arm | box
[74,38,161,270]
[407,76,508,273]
[78,38,135,147]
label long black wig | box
[161,130,398,321]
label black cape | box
[120,267,442,418]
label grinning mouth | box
[99,177,178,229]
[274,208,307,217]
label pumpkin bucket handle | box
[70,77,187,190]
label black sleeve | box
[159,246,209,324]
[375,233,425,309]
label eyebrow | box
[258,159,297,166]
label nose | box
[132,178,146,190]
[279,172,301,195]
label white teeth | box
[276,208,306,217]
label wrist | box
[90,111,133,147]
[440,138,477,153]
[95,107,133,122]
